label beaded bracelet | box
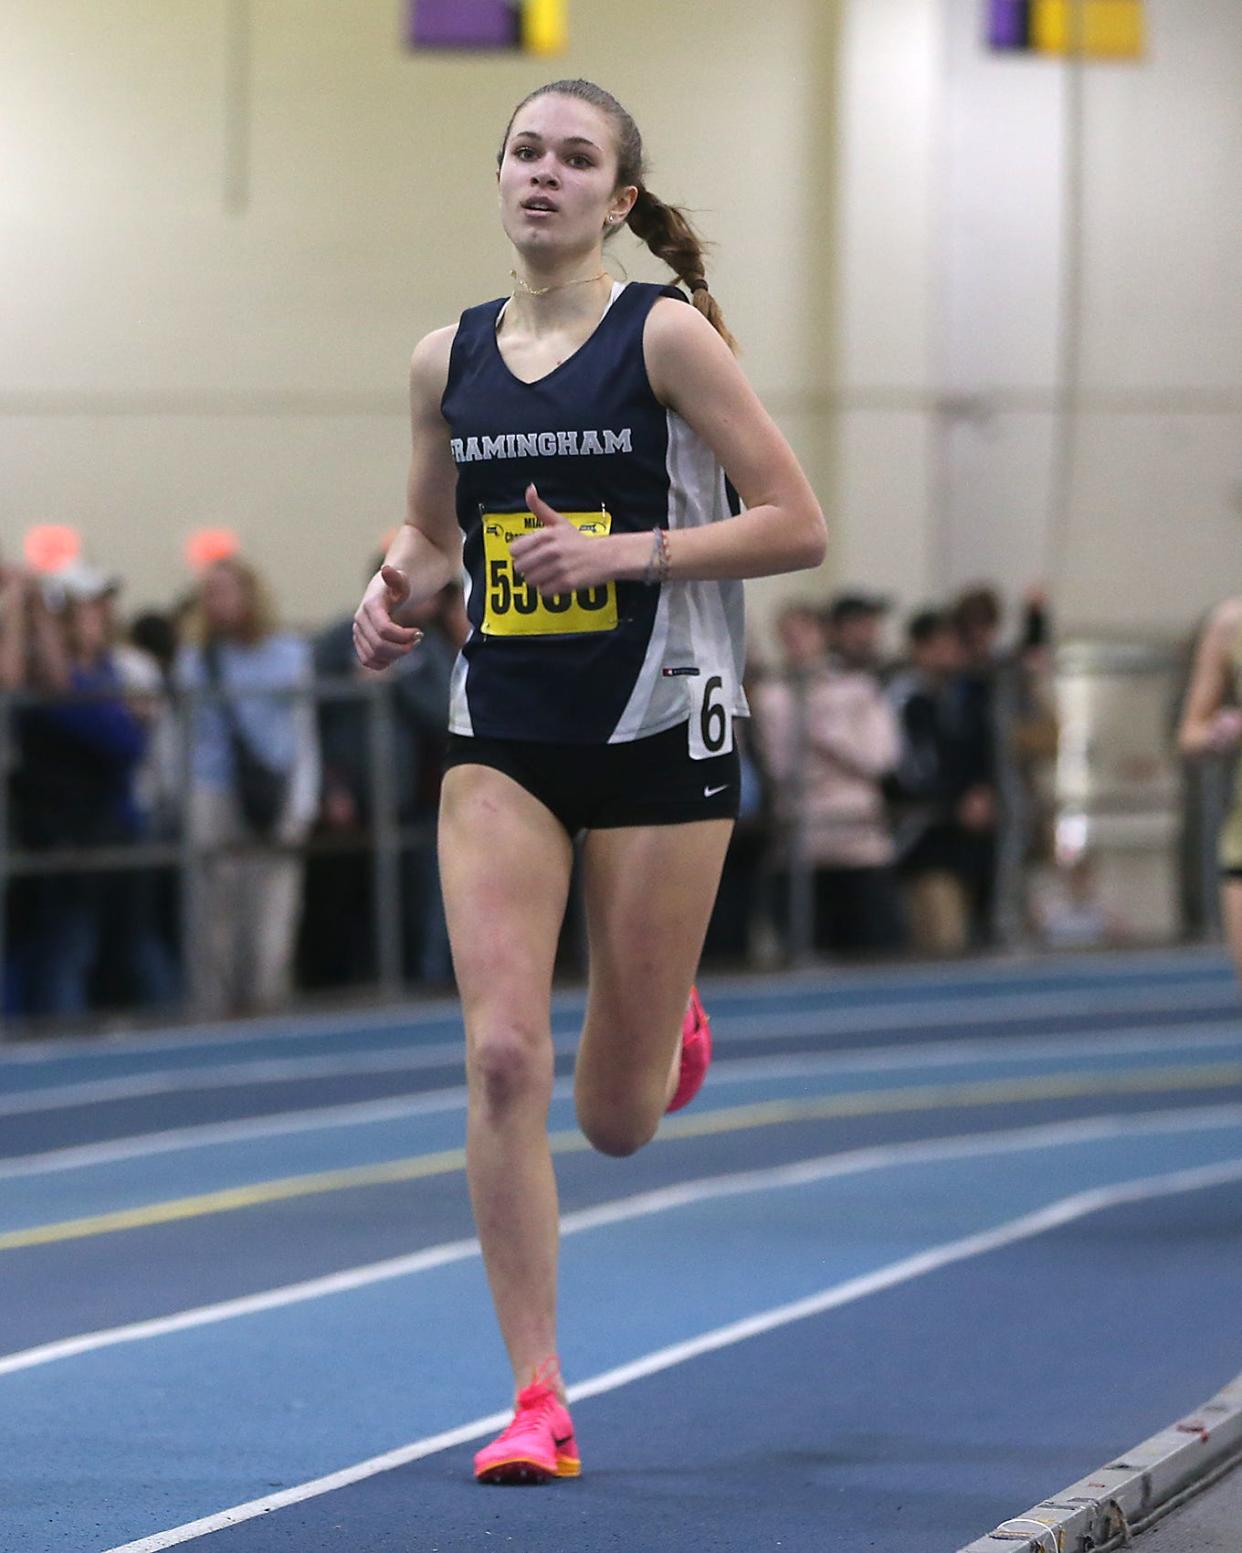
[643,526,671,586]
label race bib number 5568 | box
[481,509,618,638]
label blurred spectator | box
[2,564,33,1015]
[825,591,891,676]
[113,608,185,997]
[754,603,906,958]
[887,609,997,954]
[301,574,459,990]
[6,562,176,1015]
[125,609,183,837]
[952,583,1059,933]
[0,563,28,691]
[1031,853,1123,949]
[130,611,178,674]
[951,585,1004,675]
[952,582,1049,670]
[177,558,319,1015]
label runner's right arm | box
[354,326,461,670]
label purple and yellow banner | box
[407,0,566,54]
[989,0,1144,58]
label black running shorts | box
[443,721,740,836]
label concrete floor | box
[1131,1458,1242,1552]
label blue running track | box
[2,947,1240,1553]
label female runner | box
[1179,597,1242,977]
[353,78,826,1484]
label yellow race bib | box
[481,509,618,637]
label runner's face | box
[498,95,630,260]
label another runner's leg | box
[1222,879,1242,984]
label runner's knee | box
[575,1089,661,1158]
[467,1024,553,1115]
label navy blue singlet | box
[441,279,747,750]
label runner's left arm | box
[509,301,826,594]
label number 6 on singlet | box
[688,672,735,759]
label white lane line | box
[698,945,1229,996]
[8,1105,1242,1378]
[3,981,1238,1115]
[6,1023,1242,1179]
[96,1151,1242,1553]
[713,1020,1242,1070]
[709,980,1240,1041]
[0,1089,471,1179]
[1,951,1229,1069]
[0,1043,467,1116]
[0,1000,465,1065]
[4,987,1235,1111]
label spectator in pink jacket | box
[754,603,907,956]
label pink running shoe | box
[473,1373,581,1486]
[666,985,712,1114]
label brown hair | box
[184,557,278,647]
[498,79,738,352]
[952,586,1002,636]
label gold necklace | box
[509,269,608,297]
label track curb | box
[957,1370,1242,1551]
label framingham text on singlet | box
[450,428,633,463]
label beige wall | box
[830,0,942,621]
[1,0,840,645]
[936,0,1242,638]
[7,1,1239,656]
[1060,1,1242,635]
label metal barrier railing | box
[0,674,438,1036]
[0,654,1231,1035]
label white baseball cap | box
[44,560,121,604]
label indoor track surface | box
[3,948,1242,1553]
